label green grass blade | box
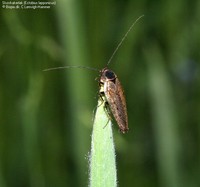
[89,100,117,187]
[144,44,181,187]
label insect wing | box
[104,78,128,133]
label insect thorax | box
[100,68,117,83]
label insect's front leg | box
[97,81,105,107]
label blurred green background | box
[0,0,200,187]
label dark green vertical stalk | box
[145,44,181,187]
[21,74,45,187]
[56,1,91,186]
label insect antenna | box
[43,65,99,72]
[106,15,144,67]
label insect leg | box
[102,101,113,129]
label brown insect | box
[99,68,128,133]
[44,15,144,133]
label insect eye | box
[105,70,115,79]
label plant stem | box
[89,100,117,187]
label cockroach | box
[44,15,144,133]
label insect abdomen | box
[105,79,128,133]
